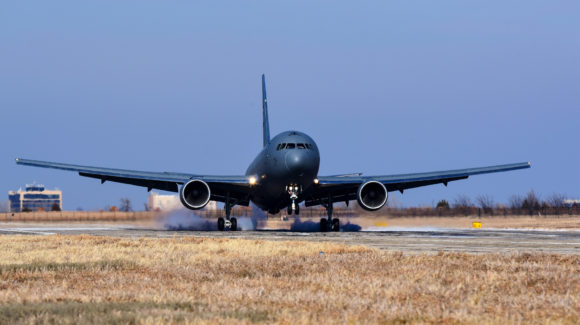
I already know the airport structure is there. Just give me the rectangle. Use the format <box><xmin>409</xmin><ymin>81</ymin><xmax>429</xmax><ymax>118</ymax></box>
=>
<box><xmin>8</xmin><ymin>184</ymin><xmax>62</xmax><ymax>212</ymax></box>
<box><xmin>148</xmin><ymin>192</ymin><xmax>217</xmax><ymax>212</ymax></box>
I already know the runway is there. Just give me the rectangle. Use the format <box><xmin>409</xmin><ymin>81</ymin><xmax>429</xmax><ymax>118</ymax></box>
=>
<box><xmin>0</xmin><ymin>222</ymin><xmax>578</xmax><ymax>254</ymax></box>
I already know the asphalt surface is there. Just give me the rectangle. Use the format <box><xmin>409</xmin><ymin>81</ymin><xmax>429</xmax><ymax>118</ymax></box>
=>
<box><xmin>0</xmin><ymin>222</ymin><xmax>579</xmax><ymax>254</ymax></box>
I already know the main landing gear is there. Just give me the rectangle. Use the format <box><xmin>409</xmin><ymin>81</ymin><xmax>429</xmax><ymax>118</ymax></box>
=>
<box><xmin>218</xmin><ymin>194</ymin><xmax>237</xmax><ymax>231</ymax></box>
<box><xmin>320</xmin><ymin>194</ymin><xmax>339</xmax><ymax>232</ymax></box>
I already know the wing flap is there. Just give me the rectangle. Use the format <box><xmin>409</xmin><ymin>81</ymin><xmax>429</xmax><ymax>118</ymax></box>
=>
<box><xmin>79</xmin><ymin>172</ymin><xmax>179</xmax><ymax>192</ymax></box>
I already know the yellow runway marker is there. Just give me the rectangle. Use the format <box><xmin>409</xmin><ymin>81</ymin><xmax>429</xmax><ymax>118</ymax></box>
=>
<box><xmin>375</xmin><ymin>221</ymin><xmax>388</xmax><ymax>227</ymax></box>
<box><xmin>472</xmin><ymin>222</ymin><xmax>482</xmax><ymax>228</ymax></box>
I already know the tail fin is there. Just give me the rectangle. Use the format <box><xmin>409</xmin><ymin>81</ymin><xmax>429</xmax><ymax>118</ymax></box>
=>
<box><xmin>262</xmin><ymin>74</ymin><xmax>271</xmax><ymax>148</ymax></box>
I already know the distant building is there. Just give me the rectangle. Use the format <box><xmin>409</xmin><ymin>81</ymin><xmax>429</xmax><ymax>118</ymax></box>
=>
<box><xmin>8</xmin><ymin>184</ymin><xmax>62</xmax><ymax>212</ymax></box>
<box><xmin>148</xmin><ymin>192</ymin><xmax>217</xmax><ymax>212</ymax></box>
<box><xmin>564</xmin><ymin>199</ymin><xmax>580</xmax><ymax>206</ymax></box>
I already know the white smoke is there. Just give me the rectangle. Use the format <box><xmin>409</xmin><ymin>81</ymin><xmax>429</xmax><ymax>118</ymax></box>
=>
<box><xmin>157</xmin><ymin>206</ymin><xmax>362</xmax><ymax>232</ymax></box>
<box><xmin>159</xmin><ymin>209</ymin><xmax>216</xmax><ymax>231</ymax></box>
<box><xmin>158</xmin><ymin>204</ymin><xmax>269</xmax><ymax>231</ymax></box>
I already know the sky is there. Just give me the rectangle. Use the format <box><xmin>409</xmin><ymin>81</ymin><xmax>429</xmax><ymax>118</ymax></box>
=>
<box><xmin>1</xmin><ymin>1</ymin><xmax>578</xmax><ymax>211</ymax></box>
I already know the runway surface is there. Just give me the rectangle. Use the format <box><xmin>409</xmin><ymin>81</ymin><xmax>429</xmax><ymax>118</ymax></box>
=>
<box><xmin>1</xmin><ymin>222</ymin><xmax>578</xmax><ymax>254</ymax></box>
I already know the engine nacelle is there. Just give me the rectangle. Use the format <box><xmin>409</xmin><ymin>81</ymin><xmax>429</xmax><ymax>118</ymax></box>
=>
<box><xmin>357</xmin><ymin>181</ymin><xmax>388</xmax><ymax>211</ymax></box>
<box><xmin>180</xmin><ymin>180</ymin><xmax>211</xmax><ymax>210</ymax></box>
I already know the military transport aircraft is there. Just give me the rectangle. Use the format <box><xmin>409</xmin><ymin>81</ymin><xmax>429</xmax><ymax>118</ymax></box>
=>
<box><xmin>16</xmin><ymin>75</ymin><xmax>530</xmax><ymax>231</ymax></box>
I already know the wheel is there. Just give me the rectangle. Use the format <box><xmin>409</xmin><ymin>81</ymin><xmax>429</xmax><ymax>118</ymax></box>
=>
<box><xmin>295</xmin><ymin>204</ymin><xmax>300</xmax><ymax>215</ymax></box>
<box><xmin>287</xmin><ymin>205</ymin><xmax>293</xmax><ymax>215</ymax></box>
<box><xmin>332</xmin><ymin>218</ymin><xmax>340</xmax><ymax>232</ymax></box>
<box><xmin>230</xmin><ymin>217</ymin><xmax>237</xmax><ymax>231</ymax></box>
<box><xmin>320</xmin><ymin>218</ymin><xmax>328</xmax><ymax>232</ymax></box>
<box><xmin>217</xmin><ymin>217</ymin><xmax>225</xmax><ymax>231</ymax></box>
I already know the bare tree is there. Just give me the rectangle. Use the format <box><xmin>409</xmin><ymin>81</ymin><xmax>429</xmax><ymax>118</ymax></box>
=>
<box><xmin>545</xmin><ymin>193</ymin><xmax>567</xmax><ymax>215</ymax></box>
<box><xmin>522</xmin><ymin>190</ymin><xmax>541</xmax><ymax>215</ymax></box>
<box><xmin>476</xmin><ymin>194</ymin><xmax>495</xmax><ymax>215</ymax></box>
<box><xmin>453</xmin><ymin>195</ymin><xmax>473</xmax><ymax>216</ymax></box>
<box><xmin>546</xmin><ymin>193</ymin><xmax>566</xmax><ymax>208</ymax></box>
<box><xmin>119</xmin><ymin>198</ymin><xmax>132</xmax><ymax>212</ymax></box>
<box><xmin>508</xmin><ymin>194</ymin><xmax>523</xmax><ymax>211</ymax></box>
<box><xmin>50</xmin><ymin>203</ymin><xmax>61</xmax><ymax>212</ymax></box>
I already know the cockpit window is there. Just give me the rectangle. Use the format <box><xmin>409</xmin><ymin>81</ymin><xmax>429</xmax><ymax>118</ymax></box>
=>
<box><xmin>277</xmin><ymin>143</ymin><xmax>314</xmax><ymax>150</ymax></box>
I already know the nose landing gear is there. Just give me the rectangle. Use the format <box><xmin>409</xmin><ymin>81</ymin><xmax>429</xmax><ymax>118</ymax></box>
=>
<box><xmin>286</xmin><ymin>184</ymin><xmax>302</xmax><ymax>215</ymax></box>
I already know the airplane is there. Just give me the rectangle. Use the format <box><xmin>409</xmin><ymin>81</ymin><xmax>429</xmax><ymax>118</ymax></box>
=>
<box><xmin>16</xmin><ymin>74</ymin><xmax>531</xmax><ymax>231</ymax></box>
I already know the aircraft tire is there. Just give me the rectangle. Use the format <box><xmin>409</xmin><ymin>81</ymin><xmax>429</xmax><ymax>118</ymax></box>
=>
<box><xmin>287</xmin><ymin>205</ymin><xmax>293</xmax><ymax>215</ymax></box>
<box><xmin>320</xmin><ymin>218</ymin><xmax>328</xmax><ymax>232</ymax></box>
<box><xmin>295</xmin><ymin>204</ymin><xmax>300</xmax><ymax>215</ymax></box>
<box><xmin>231</xmin><ymin>217</ymin><xmax>238</xmax><ymax>231</ymax></box>
<box><xmin>218</xmin><ymin>217</ymin><xmax>225</xmax><ymax>231</ymax></box>
<box><xmin>332</xmin><ymin>218</ymin><xmax>340</xmax><ymax>232</ymax></box>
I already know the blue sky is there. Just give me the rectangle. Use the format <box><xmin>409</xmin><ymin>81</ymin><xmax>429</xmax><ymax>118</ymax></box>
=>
<box><xmin>1</xmin><ymin>1</ymin><xmax>578</xmax><ymax>210</ymax></box>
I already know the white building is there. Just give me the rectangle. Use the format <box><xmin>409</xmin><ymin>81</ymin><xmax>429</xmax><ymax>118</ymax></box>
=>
<box><xmin>564</xmin><ymin>199</ymin><xmax>580</xmax><ymax>206</ymax></box>
<box><xmin>148</xmin><ymin>192</ymin><xmax>217</xmax><ymax>211</ymax></box>
<box><xmin>9</xmin><ymin>184</ymin><xmax>62</xmax><ymax>212</ymax></box>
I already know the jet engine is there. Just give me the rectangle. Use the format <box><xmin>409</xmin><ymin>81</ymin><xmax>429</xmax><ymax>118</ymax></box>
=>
<box><xmin>357</xmin><ymin>181</ymin><xmax>388</xmax><ymax>211</ymax></box>
<box><xmin>180</xmin><ymin>180</ymin><xmax>211</xmax><ymax>210</ymax></box>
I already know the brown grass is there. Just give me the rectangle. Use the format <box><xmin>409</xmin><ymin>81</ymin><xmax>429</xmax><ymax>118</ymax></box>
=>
<box><xmin>0</xmin><ymin>235</ymin><xmax>578</xmax><ymax>324</ymax></box>
<box><xmin>342</xmin><ymin>215</ymin><xmax>580</xmax><ymax>230</ymax></box>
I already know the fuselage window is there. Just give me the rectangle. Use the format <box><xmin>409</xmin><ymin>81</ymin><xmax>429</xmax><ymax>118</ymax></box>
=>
<box><xmin>286</xmin><ymin>143</ymin><xmax>296</xmax><ymax>149</ymax></box>
<box><xmin>297</xmin><ymin>143</ymin><xmax>306</xmax><ymax>149</ymax></box>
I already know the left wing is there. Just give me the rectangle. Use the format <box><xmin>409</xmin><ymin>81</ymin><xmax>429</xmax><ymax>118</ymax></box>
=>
<box><xmin>304</xmin><ymin>162</ymin><xmax>531</xmax><ymax>207</ymax></box>
<box><xmin>15</xmin><ymin>158</ymin><xmax>253</xmax><ymax>205</ymax></box>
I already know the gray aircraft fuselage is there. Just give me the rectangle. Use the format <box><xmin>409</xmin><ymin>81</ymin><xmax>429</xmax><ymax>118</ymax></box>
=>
<box><xmin>246</xmin><ymin>131</ymin><xmax>320</xmax><ymax>213</ymax></box>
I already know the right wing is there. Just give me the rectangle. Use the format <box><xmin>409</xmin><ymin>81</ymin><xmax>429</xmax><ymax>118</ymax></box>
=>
<box><xmin>15</xmin><ymin>158</ymin><xmax>253</xmax><ymax>206</ymax></box>
<box><xmin>304</xmin><ymin>162</ymin><xmax>531</xmax><ymax>207</ymax></box>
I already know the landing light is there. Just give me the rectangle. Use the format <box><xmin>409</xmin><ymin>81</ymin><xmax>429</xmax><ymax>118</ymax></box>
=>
<box><xmin>249</xmin><ymin>177</ymin><xmax>257</xmax><ymax>185</ymax></box>
<box><xmin>314</xmin><ymin>178</ymin><xmax>319</xmax><ymax>185</ymax></box>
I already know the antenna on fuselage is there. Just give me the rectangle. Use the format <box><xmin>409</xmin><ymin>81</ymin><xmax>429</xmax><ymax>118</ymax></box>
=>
<box><xmin>262</xmin><ymin>74</ymin><xmax>271</xmax><ymax>148</ymax></box>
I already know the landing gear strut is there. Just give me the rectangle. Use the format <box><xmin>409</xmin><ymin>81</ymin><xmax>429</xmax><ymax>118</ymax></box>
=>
<box><xmin>218</xmin><ymin>193</ymin><xmax>237</xmax><ymax>231</ymax></box>
<box><xmin>321</xmin><ymin>193</ymin><xmax>340</xmax><ymax>232</ymax></box>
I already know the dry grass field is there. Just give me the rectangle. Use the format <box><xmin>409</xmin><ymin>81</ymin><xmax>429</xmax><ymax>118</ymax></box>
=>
<box><xmin>0</xmin><ymin>236</ymin><xmax>578</xmax><ymax>324</ymax></box>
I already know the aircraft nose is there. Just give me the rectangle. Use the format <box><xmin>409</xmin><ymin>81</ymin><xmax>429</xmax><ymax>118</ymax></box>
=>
<box><xmin>285</xmin><ymin>150</ymin><xmax>309</xmax><ymax>175</ymax></box>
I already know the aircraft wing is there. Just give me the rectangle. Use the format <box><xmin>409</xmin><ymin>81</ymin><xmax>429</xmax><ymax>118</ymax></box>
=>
<box><xmin>304</xmin><ymin>162</ymin><xmax>531</xmax><ymax>207</ymax></box>
<box><xmin>15</xmin><ymin>158</ymin><xmax>253</xmax><ymax>205</ymax></box>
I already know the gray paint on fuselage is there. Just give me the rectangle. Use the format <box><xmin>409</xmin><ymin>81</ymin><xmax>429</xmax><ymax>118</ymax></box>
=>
<box><xmin>246</xmin><ymin>130</ymin><xmax>320</xmax><ymax>213</ymax></box>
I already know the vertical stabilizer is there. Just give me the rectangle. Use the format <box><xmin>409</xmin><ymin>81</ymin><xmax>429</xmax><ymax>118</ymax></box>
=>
<box><xmin>262</xmin><ymin>74</ymin><xmax>271</xmax><ymax>148</ymax></box>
